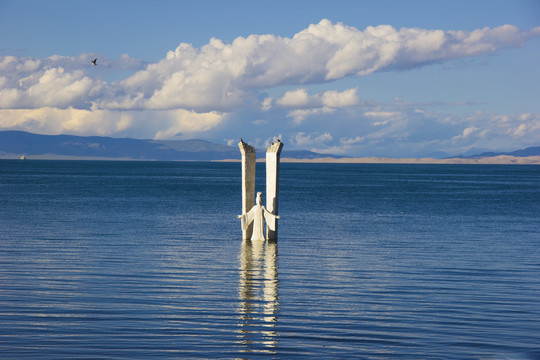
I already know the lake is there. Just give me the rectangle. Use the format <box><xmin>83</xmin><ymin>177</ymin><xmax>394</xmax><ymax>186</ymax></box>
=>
<box><xmin>1</xmin><ymin>160</ymin><xmax>539</xmax><ymax>359</ymax></box>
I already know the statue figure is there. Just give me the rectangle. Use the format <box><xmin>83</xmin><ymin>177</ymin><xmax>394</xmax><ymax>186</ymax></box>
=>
<box><xmin>237</xmin><ymin>192</ymin><xmax>280</xmax><ymax>241</ymax></box>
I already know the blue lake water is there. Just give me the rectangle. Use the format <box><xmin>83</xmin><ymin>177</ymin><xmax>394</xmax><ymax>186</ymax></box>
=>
<box><xmin>1</xmin><ymin>160</ymin><xmax>539</xmax><ymax>359</ymax></box>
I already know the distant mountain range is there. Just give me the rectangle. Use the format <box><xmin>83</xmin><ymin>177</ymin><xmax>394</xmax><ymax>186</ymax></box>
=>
<box><xmin>456</xmin><ymin>146</ymin><xmax>540</xmax><ymax>159</ymax></box>
<box><xmin>0</xmin><ymin>131</ymin><xmax>342</xmax><ymax>161</ymax></box>
<box><xmin>1</xmin><ymin>131</ymin><xmax>538</xmax><ymax>162</ymax></box>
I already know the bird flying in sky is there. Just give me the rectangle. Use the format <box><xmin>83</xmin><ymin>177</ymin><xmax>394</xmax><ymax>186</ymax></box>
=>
<box><xmin>91</xmin><ymin>58</ymin><xmax>97</xmax><ymax>66</ymax></box>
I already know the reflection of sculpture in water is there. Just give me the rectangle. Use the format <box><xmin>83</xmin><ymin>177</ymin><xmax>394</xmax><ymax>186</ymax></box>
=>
<box><xmin>237</xmin><ymin>192</ymin><xmax>280</xmax><ymax>241</ymax></box>
<box><xmin>237</xmin><ymin>239</ymin><xmax>279</xmax><ymax>353</ymax></box>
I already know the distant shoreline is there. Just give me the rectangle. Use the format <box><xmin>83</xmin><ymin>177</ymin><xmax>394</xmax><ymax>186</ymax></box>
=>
<box><xmin>218</xmin><ymin>155</ymin><xmax>540</xmax><ymax>165</ymax></box>
<box><xmin>2</xmin><ymin>131</ymin><xmax>538</xmax><ymax>164</ymax></box>
<box><xmin>3</xmin><ymin>155</ymin><xmax>539</xmax><ymax>165</ymax></box>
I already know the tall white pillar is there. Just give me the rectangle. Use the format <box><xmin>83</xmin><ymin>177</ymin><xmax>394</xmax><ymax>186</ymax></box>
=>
<box><xmin>238</xmin><ymin>139</ymin><xmax>256</xmax><ymax>240</ymax></box>
<box><xmin>266</xmin><ymin>140</ymin><xmax>283</xmax><ymax>241</ymax></box>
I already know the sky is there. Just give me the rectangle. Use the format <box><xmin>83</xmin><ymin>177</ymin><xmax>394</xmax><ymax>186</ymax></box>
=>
<box><xmin>0</xmin><ymin>0</ymin><xmax>539</xmax><ymax>157</ymax></box>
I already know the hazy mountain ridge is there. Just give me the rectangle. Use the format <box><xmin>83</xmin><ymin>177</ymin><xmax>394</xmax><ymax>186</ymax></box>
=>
<box><xmin>456</xmin><ymin>146</ymin><xmax>540</xmax><ymax>158</ymax></box>
<box><xmin>1</xmin><ymin>131</ymin><xmax>538</xmax><ymax>162</ymax></box>
<box><xmin>0</xmin><ymin>131</ymin><xmax>340</xmax><ymax>161</ymax></box>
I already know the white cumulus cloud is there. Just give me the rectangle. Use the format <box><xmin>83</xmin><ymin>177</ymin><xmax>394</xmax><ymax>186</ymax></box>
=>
<box><xmin>0</xmin><ymin>20</ymin><xmax>539</xmax><ymax>142</ymax></box>
<box><xmin>0</xmin><ymin>67</ymin><xmax>101</xmax><ymax>109</ymax></box>
<box><xmin>275</xmin><ymin>87</ymin><xmax>360</xmax><ymax>109</ymax></box>
<box><xmin>0</xmin><ymin>107</ymin><xmax>225</xmax><ymax>140</ymax></box>
<box><xmin>321</xmin><ymin>88</ymin><xmax>360</xmax><ymax>107</ymax></box>
<box><xmin>292</xmin><ymin>132</ymin><xmax>333</xmax><ymax>147</ymax></box>
<box><xmin>96</xmin><ymin>20</ymin><xmax>538</xmax><ymax>113</ymax></box>
<box><xmin>287</xmin><ymin>107</ymin><xmax>335</xmax><ymax>125</ymax></box>
<box><xmin>275</xmin><ymin>88</ymin><xmax>310</xmax><ymax>107</ymax></box>
<box><xmin>273</xmin><ymin>87</ymin><xmax>360</xmax><ymax>123</ymax></box>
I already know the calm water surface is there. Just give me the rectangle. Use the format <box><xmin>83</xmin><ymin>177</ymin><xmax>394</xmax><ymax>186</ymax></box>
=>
<box><xmin>1</xmin><ymin>160</ymin><xmax>539</xmax><ymax>359</ymax></box>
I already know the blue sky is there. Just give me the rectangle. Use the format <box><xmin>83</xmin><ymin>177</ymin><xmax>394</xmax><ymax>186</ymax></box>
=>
<box><xmin>1</xmin><ymin>0</ymin><xmax>539</xmax><ymax>157</ymax></box>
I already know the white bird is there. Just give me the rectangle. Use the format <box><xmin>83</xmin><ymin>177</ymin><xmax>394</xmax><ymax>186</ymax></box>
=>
<box><xmin>91</xmin><ymin>58</ymin><xmax>97</xmax><ymax>66</ymax></box>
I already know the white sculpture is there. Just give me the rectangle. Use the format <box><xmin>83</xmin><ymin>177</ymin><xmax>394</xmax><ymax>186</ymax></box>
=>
<box><xmin>238</xmin><ymin>139</ymin><xmax>256</xmax><ymax>240</ymax></box>
<box><xmin>265</xmin><ymin>140</ymin><xmax>283</xmax><ymax>240</ymax></box>
<box><xmin>237</xmin><ymin>192</ymin><xmax>280</xmax><ymax>241</ymax></box>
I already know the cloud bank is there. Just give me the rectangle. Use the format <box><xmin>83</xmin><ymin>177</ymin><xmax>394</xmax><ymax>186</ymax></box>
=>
<box><xmin>1</xmin><ymin>19</ymin><xmax>539</xmax><ymax>156</ymax></box>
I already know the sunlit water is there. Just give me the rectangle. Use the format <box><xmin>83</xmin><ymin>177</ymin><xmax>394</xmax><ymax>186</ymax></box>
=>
<box><xmin>1</xmin><ymin>160</ymin><xmax>539</xmax><ymax>359</ymax></box>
